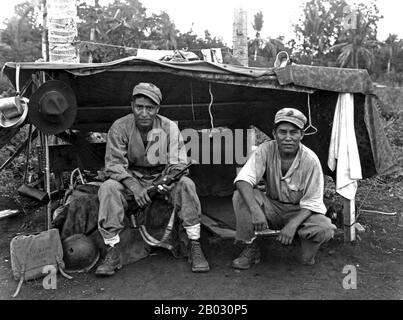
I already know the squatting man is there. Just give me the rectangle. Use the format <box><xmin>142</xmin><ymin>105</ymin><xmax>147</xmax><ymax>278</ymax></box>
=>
<box><xmin>96</xmin><ymin>82</ymin><xmax>209</xmax><ymax>276</ymax></box>
<box><xmin>232</xmin><ymin>108</ymin><xmax>337</xmax><ymax>269</ymax></box>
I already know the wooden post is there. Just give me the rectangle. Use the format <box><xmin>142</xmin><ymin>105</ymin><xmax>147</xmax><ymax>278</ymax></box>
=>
<box><xmin>342</xmin><ymin>197</ymin><xmax>356</xmax><ymax>242</ymax></box>
<box><xmin>88</xmin><ymin>27</ymin><xmax>96</xmax><ymax>63</ymax></box>
<box><xmin>44</xmin><ymin>133</ymin><xmax>52</xmax><ymax>230</ymax></box>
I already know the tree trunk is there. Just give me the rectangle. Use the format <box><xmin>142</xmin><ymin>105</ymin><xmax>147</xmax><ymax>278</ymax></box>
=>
<box><xmin>47</xmin><ymin>0</ymin><xmax>78</xmax><ymax>62</ymax></box>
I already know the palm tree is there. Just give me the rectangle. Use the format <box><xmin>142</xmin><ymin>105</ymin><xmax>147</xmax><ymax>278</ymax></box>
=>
<box><xmin>330</xmin><ymin>11</ymin><xmax>381</xmax><ymax>69</ymax></box>
<box><xmin>158</xmin><ymin>12</ymin><xmax>177</xmax><ymax>50</ymax></box>
<box><xmin>294</xmin><ymin>0</ymin><xmax>345</xmax><ymax>65</ymax></box>
<box><xmin>250</xmin><ymin>11</ymin><xmax>263</xmax><ymax>61</ymax></box>
<box><xmin>301</xmin><ymin>4</ymin><xmax>330</xmax><ymax>56</ymax></box>
<box><xmin>381</xmin><ymin>34</ymin><xmax>401</xmax><ymax>74</ymax></box>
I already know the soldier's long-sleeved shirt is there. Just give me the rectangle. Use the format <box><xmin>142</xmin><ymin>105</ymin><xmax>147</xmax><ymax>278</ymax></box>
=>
<box><xmin>234</xmin><ymin>140</ymin><xmax>327</xmax><ymax>214</ymax></box>
<box><xmin>104</xmin><ymin>114</ymin><xmax>188</xmax><ymax>184</ymax></box>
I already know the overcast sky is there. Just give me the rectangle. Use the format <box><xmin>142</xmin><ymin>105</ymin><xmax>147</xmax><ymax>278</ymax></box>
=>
<box><xmin>1</xmin><ymin>0</ymin><xmax>402</xmax><ymax>46</ymax></box>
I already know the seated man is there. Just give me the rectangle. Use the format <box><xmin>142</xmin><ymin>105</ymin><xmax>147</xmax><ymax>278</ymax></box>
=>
<box><xmin>232</xmin><ymin>108</ymin><xmax>336</xmax><ymax>269</ymax></box>
<box><xmin>96</xmin><ymin>82</ymin><xmax>209</xmax><ymax>276</ymax></box>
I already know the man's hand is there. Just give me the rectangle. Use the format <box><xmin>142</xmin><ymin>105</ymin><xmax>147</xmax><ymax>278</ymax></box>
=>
<box><xmin>251</xmin><ymin>208</ymin><xmax>268</xmax><ymax>232</ymax></box>
<box><xmin>156</xmin><ymin>183</ymin><xmax>175</xmax><ymax>195</ymax></box>
<box><xmin>276</xmin><ymin>209</ymin><xmax>311</xmax><ymax>245</ymax></box>
<box><xmin>133</xmin><ymin>187</ymin><xmax>151</xmax><ymax>208</ymax></box>
<box><xmin>276</xmin><ymin>221</ymin><xmax>298</xmax><ymax>246</ymax></box>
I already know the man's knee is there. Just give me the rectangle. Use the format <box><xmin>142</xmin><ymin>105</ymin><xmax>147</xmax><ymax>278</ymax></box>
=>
<box><xmin>298</xmin><ymin>215</ymin><xmax>336</xmax><ymax>243</ymax></box>
<box><xmin>99</xmin><ymin>179</ymin><xmax>124</xmax><ymax>197</ymax></box>
<box><xmin>176</xmin><ymin>176</ymin><xmax>196</xmax><ymax>192</ymax></box>
<box><xmin>303</xmin><ymin>228</ymin><xmax>334</xmax><ymax>243</ymax></box>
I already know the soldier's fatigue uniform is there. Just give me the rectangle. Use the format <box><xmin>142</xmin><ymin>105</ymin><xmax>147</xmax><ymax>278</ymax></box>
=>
<box><xmin>233</xmin><ymin>140</ymin><xmax>336</xmax><ymax>257</ymax></box>
<box><xmin>98</xmin><ymin>114</ymin><xmax>200</xmax><ymax>243</ymax></box>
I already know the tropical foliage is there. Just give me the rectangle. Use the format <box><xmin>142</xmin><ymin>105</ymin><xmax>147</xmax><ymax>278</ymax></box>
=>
<box><xmin>292</xmin><ymin>0</ymin><xmax>403</xmax><ymax>85</ymax></box>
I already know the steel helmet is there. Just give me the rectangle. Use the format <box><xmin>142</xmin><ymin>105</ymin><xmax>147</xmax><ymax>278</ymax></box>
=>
<box><xmin>62</xmin><ymin>234</ymin><xmax>100</xmax><ymax>273</ymax></box>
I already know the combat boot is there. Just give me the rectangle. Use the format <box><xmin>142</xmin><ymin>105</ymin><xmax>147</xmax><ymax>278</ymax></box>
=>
<box><xmin>189</xmin><ymin>240</ymin><xmax>210</xmax><ymax>273</ymax></box>
<box><xmin>95</xmin><ymin>245</ymin><xmax>122</xmax><ymax>276</ymax></box>
<box><xmin>232</xmin><ymin>241</ymin><xmax>261</xmax><ymax>270</ymax></box>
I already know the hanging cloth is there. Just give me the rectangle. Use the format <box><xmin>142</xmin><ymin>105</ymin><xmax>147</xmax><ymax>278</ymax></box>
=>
<box><xmin>201</xmin><ymin>49</ymin><xmax>213</xmax><ymax>62</ymax></box>
<box><xmin>328</xmin><ymin>93</ymin><xmax>362</xmax><ymax>200</ymax></box>
<box><xmin>211</xmin><ymin>48</ymin><xmax>223</xmax><ymax>63</ymax></box>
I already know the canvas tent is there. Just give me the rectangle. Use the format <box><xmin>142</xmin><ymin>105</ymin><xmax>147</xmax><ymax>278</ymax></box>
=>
<box><xmin>1</xmin><ymin>57</ymin><xmax>399</xmax><ymax>241</ymax></box>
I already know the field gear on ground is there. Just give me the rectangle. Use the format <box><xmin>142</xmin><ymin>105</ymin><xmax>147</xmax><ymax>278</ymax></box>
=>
<box><xmin>10</xmin><ymin>228</ymin><xmax>71</xmax><ymax>297</ymax></box>
<box><xmin>51</xmin><ymin>180</ymin><xmax>189</xmax><ymax>271</ymax></box>
<box><xmin>62</xmin><ymin>234</ymin><xmax>100</xmax><ymax>273</ymax></box>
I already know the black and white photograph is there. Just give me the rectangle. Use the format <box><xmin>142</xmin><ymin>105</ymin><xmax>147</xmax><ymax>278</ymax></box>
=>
<box><xmin>0</xmin><ymin>0</ymin><xmax>402</xmax><ymax>305</ymax></box>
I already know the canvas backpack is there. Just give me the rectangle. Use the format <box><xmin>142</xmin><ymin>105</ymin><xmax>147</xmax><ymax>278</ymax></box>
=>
<box><xmin>10</xmin><ymin>228</ymin><xmax>71</xmax><ymax>297</ymax></box>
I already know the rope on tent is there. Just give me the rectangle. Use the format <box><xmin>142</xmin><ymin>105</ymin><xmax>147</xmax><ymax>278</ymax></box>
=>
<box><xmin>208</xmin><ymin>83</ymin><xmax>215</xmax><ymax>137</ymax></box>
<box><xmin>304</xmin><ymin>93</ymin><xmax>318</xmax><ymax>136</ymax></box>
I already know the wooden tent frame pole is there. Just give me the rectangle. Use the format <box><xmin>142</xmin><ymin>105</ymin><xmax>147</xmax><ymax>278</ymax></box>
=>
<box><xmin>343</xmin><ymin>198</ymin><xmax>356</xmax><ymax>242</ymax></box>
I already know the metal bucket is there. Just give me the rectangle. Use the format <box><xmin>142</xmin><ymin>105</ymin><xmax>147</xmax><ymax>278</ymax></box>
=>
<box><xmin>0</xmin><ymin>96</ymin><xmax>29</xmax><ymax>128</ymax></box>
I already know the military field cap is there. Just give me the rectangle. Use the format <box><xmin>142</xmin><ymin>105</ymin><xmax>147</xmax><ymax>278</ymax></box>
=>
<box><xmin>132</xmin><ymin>82</ymin><xmax>162</xmax><ymax>105</ymax></box>
<box><xmin>274</xmin><ymin>108</ymin><xmax>307</xmax><ymax>129</ymax></box>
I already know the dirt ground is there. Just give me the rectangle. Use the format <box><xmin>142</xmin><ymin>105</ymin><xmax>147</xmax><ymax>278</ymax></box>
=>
<box><xmin>0</xmin><ymin>175</ymin><xmax>402</xmax><ymax>301</ymax></box>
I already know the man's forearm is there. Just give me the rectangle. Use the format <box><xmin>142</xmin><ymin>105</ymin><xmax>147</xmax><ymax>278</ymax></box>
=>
<box><xmin>288</xmin><ymin>208</ymin><xmax>312</xmax><ymax>229</ymax></box>
<box><xmin>122</xmin><ymin>177</ymin><xmax>143</xmax><ymax>194</ymax></box>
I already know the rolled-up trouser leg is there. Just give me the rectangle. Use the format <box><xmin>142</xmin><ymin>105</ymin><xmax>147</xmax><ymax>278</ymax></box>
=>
<box><xmin>169</xmin><ymin>176</ymin><xmax>201</xmax><ymax>231</ymax></box>
<box><xmin>98</xmin><ymin>179</ymin><xmax>132</xmax><ymax>245</ymax></box>
<box><xmin>297</xmin><ymin>214</ymin><xmax>336</xmax><ymax>262</ymax></box>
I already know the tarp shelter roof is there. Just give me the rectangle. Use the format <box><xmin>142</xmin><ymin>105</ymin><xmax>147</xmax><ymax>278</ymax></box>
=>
<box><xmin>1</xmin><ymin>57</ymin><xmax>398</xmax><ymax>179</ymax></box>
<box><xmin>2</xmin><ymin>56</ymin><xmax>375</xmax><ymax>95</ymax></box>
